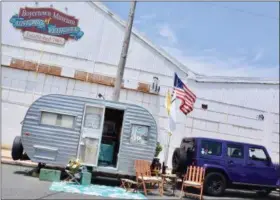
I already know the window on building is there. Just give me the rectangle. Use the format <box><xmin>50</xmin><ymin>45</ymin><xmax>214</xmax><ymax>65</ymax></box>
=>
<box><xmin>130</xmin><ymin>124</ymin><xmax>149</xmax><ymax>145</ymax></box>
<box><xmin>41</xmin><ymin>111</ymin><xmax>75</xmax><ymax>129</ymax></box>
<box><xmin>249</xmin><ymin>147</ymin><xmax>268</xmax><ymax>161</ymax></box>
<box><xmin>227</xmin><ymin>144</ymin><xmax>244</xmax><ymax>158</ymax></box>
<box><xmin>202</xmin><ymin>104</ymin><xmax>208</xmax><ymax>110</ymax></box>
<box><xmin>200</xmin><ymin>140</ymin><xmax>222</xmax><ymax>156</ymax></box>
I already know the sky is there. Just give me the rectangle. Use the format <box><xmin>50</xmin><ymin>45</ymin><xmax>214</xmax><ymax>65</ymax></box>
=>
<box><xmin>103</xmin><ymin>1</ymin><xmax>279</xmax><ymax>79</ymax></box>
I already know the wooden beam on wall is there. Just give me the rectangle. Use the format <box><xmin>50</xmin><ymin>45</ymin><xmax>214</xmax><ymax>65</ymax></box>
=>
<box><xmin>7</xmin><ymin>58</ymin><xmax>158</xmax><ymax>95</ymax></box>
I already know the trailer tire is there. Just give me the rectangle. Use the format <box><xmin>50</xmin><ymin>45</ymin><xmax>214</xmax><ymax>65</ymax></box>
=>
<box><xmin>11</xmin><ymin>136</ymin><xmax>23</xmax><ymax>160</ymax></box>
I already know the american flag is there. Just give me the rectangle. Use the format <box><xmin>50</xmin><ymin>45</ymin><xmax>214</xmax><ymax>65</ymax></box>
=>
<box><xmin>172</xmin><ymin>73</ymin><xmax>196</xmax><ymax>115</ymax></box>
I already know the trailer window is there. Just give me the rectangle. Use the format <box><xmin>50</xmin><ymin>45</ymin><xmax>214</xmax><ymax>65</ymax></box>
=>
<box><xmin>41</xmin><ymin>112</ymin><xmax>75</xmax><ymax>129</ymax></box>
<box><xmin>130</xmin><ymin>124</ymin><xmax>149</xmax><ymax>145</ymax></box>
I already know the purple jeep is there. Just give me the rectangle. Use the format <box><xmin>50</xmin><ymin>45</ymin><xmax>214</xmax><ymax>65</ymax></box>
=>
<box><xmin>172</xmin><ymin>137</ymin><xmax>280</xmax><ymax>197</ymax></box>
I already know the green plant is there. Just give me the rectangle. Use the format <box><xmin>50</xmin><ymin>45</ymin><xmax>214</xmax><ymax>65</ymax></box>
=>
<box><xmin>154</xmin><ymin>142</ymin><xmax>163</xmax><ymax>157</ymax></box>
<box><xmin>67</xmin><ymin>158</ymin><xmax>81</xmax><ymax>174</ymax></box>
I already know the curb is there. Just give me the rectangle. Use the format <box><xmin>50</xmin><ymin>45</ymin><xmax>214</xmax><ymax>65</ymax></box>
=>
<box><xmin>1</xmin><ymin>158</ymin><xmax>64</xmax><ymax>170</ymax></box>
<box><xmin>1</xmin><ymin>158</ymin><xmax>37</xmax><ymax>167</ymax></box>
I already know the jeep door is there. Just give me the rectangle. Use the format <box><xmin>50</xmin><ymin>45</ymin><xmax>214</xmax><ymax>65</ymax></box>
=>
<box><xmin>225</xmin><ymin>143</ymin><xmax>247</xmax><ymax>183</ymax></box>
<box><xmin>245</xmin><ymin>145</ymin><xmax>278</xmax><ymax>186</ymax></box>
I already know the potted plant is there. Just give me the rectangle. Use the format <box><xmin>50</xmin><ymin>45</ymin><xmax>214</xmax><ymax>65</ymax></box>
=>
<box><xmin>151</xmin><ymin>142</ymin><xmax>163</xmax><ymax>174</ymax></box>
<box><xmin>155</xmin><ymin>142</ymin><xmax>163</xmax><ymax>158</ymax></box>
<box><xmin>67</xmin><ymin>158</ymin><xmax>82</xmax><ymax>179</ymax></box>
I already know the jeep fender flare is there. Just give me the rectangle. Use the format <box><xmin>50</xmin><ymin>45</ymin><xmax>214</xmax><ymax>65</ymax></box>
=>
<box><xmin>276</xmin><ymin>178</ymin><xmax>280</xmax><ymax>188</ymax></box>
<box><xmin>203</xmin><ymin>164</ymin><xmax>232</xmax><ymax>183</ymax></box>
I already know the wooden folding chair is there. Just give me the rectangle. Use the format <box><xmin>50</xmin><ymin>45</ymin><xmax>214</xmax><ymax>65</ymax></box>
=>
<box><xmin>134</xmin><ymin>160</ymin><xmax>164</xmax><ymax>196</ymax></box>
<box><xmin>64</xmin><ymin>169</ymin><xmax>80</xmax><ymax>185</ymax></box>
<box><xmin>180</xmin><ymin>166</ymin><xmax>205</xmax><ymax>200</ymax></box>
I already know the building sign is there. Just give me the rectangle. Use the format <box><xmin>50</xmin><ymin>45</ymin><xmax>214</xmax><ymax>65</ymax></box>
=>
<box><xmin>23</xmin><ymin>31</ymin><xmax>66</xmax><ymax>45</ymax></box>
<box><xmin>9</xmin><ymin>7</ymin><xmax>84</xmax><ymax>45</ymax></box>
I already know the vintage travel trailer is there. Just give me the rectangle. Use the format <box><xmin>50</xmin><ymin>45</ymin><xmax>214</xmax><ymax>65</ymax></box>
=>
<box><xmin>11</xmin><ymin>94</ymin><xmax>158</xmax><ymax>176</ymax></box>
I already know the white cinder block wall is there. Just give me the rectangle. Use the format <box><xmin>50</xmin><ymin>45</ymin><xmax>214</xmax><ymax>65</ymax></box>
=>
<box><xmin>1</xmin><ymin>1</ymin><xmax>279</xmax><ymax>166</ymax></box>
<box><xmin>2</xmin><ymin>66</ymin><xmax>279</xmax><ymax>165</ymax></box>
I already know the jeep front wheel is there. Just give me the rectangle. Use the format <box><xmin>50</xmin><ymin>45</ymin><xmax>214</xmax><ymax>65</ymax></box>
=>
<box><xmin>204</xmin><ymin>172</ymin><xmax>226</xmax><ymax>196</ymax></box>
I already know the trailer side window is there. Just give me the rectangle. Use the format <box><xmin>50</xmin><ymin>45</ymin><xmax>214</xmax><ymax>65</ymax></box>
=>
<box><xmin>41</xmin><ymin>111</ymin><xmax>75</xmax><ymax>129</ymax></box>
<box><xmin>130</xmin><ymin>124</ymin><xmax>149</xmax><ymax>145</ymax></box>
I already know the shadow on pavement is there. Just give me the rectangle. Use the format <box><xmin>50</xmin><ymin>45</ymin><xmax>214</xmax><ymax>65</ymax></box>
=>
<box><xmin>219</xmin><ymin>190</ymin><xmax>279</xmax><ymax>200</ymax></box>
<box><xmin>181</xmin><ymin>188</ymin><xmax>279</xmax><ymax>200</ymax></box>
<box><xmin>92</xmin><ymin>177</ymin><xmax>120</xmax><ymax>186</ymax></box>
<box><xmin>14</xmin><ymin>168</ymin><xmax>39</xmax><ymax>177</ymax></box>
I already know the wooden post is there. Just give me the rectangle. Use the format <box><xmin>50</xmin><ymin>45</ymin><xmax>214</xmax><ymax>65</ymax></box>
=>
<box><xmin>112</xmin><ymin>1</ymin><xmax>137</xmax><ymax>101</ymax></box>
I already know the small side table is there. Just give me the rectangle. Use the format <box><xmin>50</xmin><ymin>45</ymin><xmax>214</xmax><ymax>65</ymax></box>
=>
<box><xmin>120</xmin><ymin>178</ymin><xmax>138</xmax><ymax>192</ymax></box>
<box><xmin>161</xmin><ymin>174</ymin><xmax>178</xmax><ymax>196</ymax></box>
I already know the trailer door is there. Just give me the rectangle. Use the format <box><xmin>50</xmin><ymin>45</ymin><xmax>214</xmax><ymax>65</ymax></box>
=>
<box><xmin>77</xmin><ymin>104</ymin><xmax>105</xmax><ymax>167</ymax></box>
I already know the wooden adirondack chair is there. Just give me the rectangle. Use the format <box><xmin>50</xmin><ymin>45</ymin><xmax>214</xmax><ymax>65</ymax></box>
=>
<box><xmin>134</xmin><ymin>159</ymin><xmax>164</xmax><ymax>196</ymax></box>
<box><xmin>180</xmin><ymin>166</ymin><xmax>205</xmax><ymax>200</ymax></box>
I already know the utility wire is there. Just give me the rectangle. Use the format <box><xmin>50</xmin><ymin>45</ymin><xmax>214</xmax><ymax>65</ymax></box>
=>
<box><xmin>209</xmin><ymin>2</ymin><xmax>279</xmax><ymax>21</ymax></box>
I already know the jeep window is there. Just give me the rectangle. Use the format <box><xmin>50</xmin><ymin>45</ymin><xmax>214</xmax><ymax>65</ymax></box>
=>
<box><xmin>249</xmin><ymin>147</ymin><xmax>267</xmax><ymax>161</ymax></box>
<box><xmin>227</xmin><ymin>144</ymin><xmax>244</xmax><ymax>158</ymax></box>
<box><xmin>200</xmin><ymin>140</ymin><xmax>222</xmax><ymax>156</ymax></box>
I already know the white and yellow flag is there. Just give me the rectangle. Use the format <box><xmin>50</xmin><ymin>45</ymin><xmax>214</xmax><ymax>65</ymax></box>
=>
<box><xmin>165</xmin><ymin>90</ymin><xmax>176</xmax><ymax>133</ymax></box>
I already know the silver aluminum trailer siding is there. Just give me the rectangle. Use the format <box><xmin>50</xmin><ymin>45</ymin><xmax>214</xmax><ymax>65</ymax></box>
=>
<box><xmin>19</xmin><ymin>94</ymin><xmax>158</xmax><ymax>176</ymax></box>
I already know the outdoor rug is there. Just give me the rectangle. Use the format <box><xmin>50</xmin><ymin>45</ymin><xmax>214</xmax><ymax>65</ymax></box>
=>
<box><xmin>50</xmin><ymin>182</ymin><xmax>147</xmax><ymax>199</ymax></box>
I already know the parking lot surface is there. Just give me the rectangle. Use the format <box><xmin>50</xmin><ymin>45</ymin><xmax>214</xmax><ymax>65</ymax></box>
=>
<box><xmin>1</xmin><ymin>164</ymin><xmax>279</xmax><ymax>199</ymax></box>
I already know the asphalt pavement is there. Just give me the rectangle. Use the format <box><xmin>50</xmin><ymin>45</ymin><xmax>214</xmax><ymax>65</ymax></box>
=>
<box><xmin>1</xmin><ymin>163</ymin><xmax>279</xmax><ymax>199</ymax></box>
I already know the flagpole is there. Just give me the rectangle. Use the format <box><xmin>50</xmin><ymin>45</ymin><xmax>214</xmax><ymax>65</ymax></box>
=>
<box><xmin>164</xmin><ymin>73</ymin><xmax>196</xmax><ymax>168</ymax></box>
<box><xmin>164</xmin><ymin>131</ymin><xmax>172</xmax><ymax>165</ymax></box>
<box><xmin>164</xmin><ymin>81</ymin><xmax>177</xmax><ymax>168</ymax></box>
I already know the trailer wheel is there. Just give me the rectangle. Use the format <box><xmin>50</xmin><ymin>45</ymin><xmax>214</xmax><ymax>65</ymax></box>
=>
<box><xmin>11</xmin><ymin>136</ymin><xmax>23</xmax><ymax>160</ymax></box>
<box><xmin>21</xmin><ymin>152</ymin><xmax>30</xmax><ymax>160</ymax></box>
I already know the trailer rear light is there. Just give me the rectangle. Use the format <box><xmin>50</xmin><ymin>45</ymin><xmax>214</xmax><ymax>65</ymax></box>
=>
<box><xmin>24</xmin><ymin>132</ymin><xmax>31</xmax><ymax>136</ymax></box>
